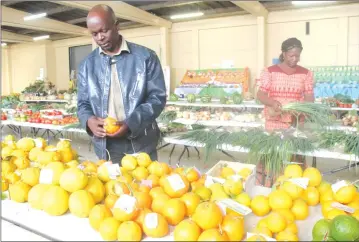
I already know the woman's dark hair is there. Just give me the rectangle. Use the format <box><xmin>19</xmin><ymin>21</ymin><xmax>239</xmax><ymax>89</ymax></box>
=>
<box><xmin>279</xmin><ymin>38</ymin><xmax>303</xmax><ymax>62</ymax></box>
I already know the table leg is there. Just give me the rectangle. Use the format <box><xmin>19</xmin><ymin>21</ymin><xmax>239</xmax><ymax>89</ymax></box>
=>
<box><xmin>312</xmin><ymin>156</ymin><xmax>317</xmax><ymax>168</ymax></box>
<box><xmin>220</xmin><ymin>149</ymin><xmax>239</xmax><ymax>162</ymax></box>
<box><xmin>157</xmin><ymin>143</ymin><xmax>171</xmax><ymax>151</ymax></box>
<box><xmin>322</xmin><ymin>161</ymin><xmax>359</xmax><ymax>176</ymax></box>
<box><xmin>194</xmin><ymin>147</ymin><xmax>200</xmax><ymax>159</ymax></box>
<box><xmin>168</xmin><ymin>144</ymin><xmax>176</xmax><ymax>165</ymax></box>
<box><xmin>177</xmin><ymin>146</ymin><xmax>188</xmax><ymax>165</ymax></box>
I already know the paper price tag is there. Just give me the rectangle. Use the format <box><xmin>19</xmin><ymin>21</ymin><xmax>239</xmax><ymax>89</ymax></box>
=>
<box><xmin>331</xmin><ymin>180</ymin><xmax>348</xmax><ymax>193</ymax></box>
<box><xmin>167</xmin><ymin>174</ymin><xmax>186</xmax><ymax>191</ymax></box>
<box><xmin>218</xmin><ymin>199</ymin><xmax>252</xmax><ymax>216</ymax></box>
<box><xmin>33</xmin><ymin>139</ymin><xmax>43</xmax><ymax>148</ymax></box>
<box><xmin>141</xmin><ymin>180</ymin><xmax>152</xmax><ymax>188</ymax></box>
<box><xmin>331</xmin><ymin>202</ymin><xmax>355</xmax><ymax>214</ymax></box>
<box><xmin>215</xmin><ymin>201</ymin><xmax>227</xmax><ymax>216</ymax></box>
<box><xmin>14</xmin><ymin>170</ymin><xmax>22</xmax><ymax>176</ymax></box>
<box><xmin>288</xmin><ymin>178</ymin><xmax>310</xmax><ymax>189</ymax></box>
<box><xmin>246</xmin><ymin>232</ymin><xmax>276</xmax><ymax>241</ymax></box>
<box><xmin>144</xmin><ymin>213</ymin><xmax>158</xmax><ymax>229</ymax></box>
<box><xmin>114</xmin><ymin>194</ymin><xmax>137</xmax><ymax>214</ymax></box>
<box><xmin>77</xmin><ymin>164</ymin><xmax>86</xmax><ymax>170</ymax></box>
<box><xmin>205</xmin><ymin>176</ymin><xmax>215</xmax><ymax>187</ymax></box>
<box><xmin>229</xmin><ymin>174</ymin><xmax>242</xmax><ymax>182</ymax></box>
<box><xmin>39</xmin><ymin>169</ymin><xmax>53</xmax><ymax>184</ymax></box>
<box><xmin>212</xmin><ymin>177</ymin><xmax>225</xmax><ymax>184</ymax></box>
<box><xmin>105</xmin><ymin>163</ymin><xmax>121</xmax><ymax>179</ymax></box>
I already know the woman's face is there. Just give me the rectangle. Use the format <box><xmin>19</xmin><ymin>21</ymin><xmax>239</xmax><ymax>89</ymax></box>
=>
<box><xmin>283</xmin><ymin>47</ymin><xmax>302</xmax><ymax>68</ymax></box>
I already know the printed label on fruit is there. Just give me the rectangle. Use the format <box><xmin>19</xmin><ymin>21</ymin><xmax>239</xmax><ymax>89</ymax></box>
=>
<box><xmin>212</xmin><ymin>177</ymin><xmax>225</xmax><ymax>184</ymax></box>
<box><xmin>331</xmin><ymin>180</ymin><xmax>348</xmax><ymax>193</ymax></box>
<box><xmin>114</xmin><ymin>194</ymin><xmax>137</xmax><ymax>214</ymax></box>
<box><xmin>246</xmin><ymin>232</ymin><xmax>276</xmax><ymax>241</ymax></box>
<box><xmin>288</xmin><ymin>178</ymin><xmax>310</xmax><ymax>189</ymax></box>
<box><xmin>229</xmin><ymin>174</ymin><xmax>242</xmax><ymax>182</ymax></box>
<box><xmin>144</xmin><ymin>213</ymin><xmax>158</xmax><ymax>229</ymax></box>
<box><xmin>77</xmin><ymin>164</ymin><xmax>85</xmax><ymax>170</ymax></box>
<box><xmin>105</xmin><ymin>163</ymin><xmax>121</xmax><ymax>179</ymax></box>
<box><xmin>39</xmin><ymin>169</ymin><xmax>53</xmax><ymax>184</ymax></box>
<box><xmin>331</xmin><ymin>202</ymin><xmax>355</xmax><ymax>214</ymax></box>
<box><xmin>218</xmin><ymin>199</ymin><xmax>252</xmax><ymax>216</ymax></box>
<box><xmin>33</xmin><ymin>139</ymin><xmax>43</xmax><ymax>148</ymax></box>
<box><xmin>141</xmin><ymin>180</ymin><xmax>152</xmax><ymax>188</ymax></box>
<box><xmin>167</xmin><ymin>174</ymin><xmax>186</xmax><ymax>191</ymax></box>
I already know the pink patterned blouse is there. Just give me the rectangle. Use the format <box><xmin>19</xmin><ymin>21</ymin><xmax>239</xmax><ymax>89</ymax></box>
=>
<box><xmin>259</xmin><ymin>65</ymin><xmax>314</xmax><ymax>131</ymax></box>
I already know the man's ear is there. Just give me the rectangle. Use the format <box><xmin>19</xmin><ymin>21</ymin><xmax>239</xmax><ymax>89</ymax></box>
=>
<box><xmin>115</xmin><ymin>19</ymin><xmax>120</xmax><ymax>31</ymax></box>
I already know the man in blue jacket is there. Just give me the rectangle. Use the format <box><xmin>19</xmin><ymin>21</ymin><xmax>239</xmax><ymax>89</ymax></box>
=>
<box><xmin>77</xmin><ymin>4</ymin><xmax>166</xmax><ymax>163</ymax></box>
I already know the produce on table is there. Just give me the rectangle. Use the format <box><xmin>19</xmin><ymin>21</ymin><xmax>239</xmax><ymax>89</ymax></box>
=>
<box><xmin>186</xmin><ymin>94</ymin><xmax>196</xmax><ymax>103</ymax></box>
<box><xmin>169</xmin><ymin>93</ymin><xmax>179</xmax><ymax>101</ymax></box>
<box><xmin>200</xmin><ymin>95</ymin><xmax>212</xmax><ymax>103</ymax></box>
<box><xmin>2</xmin><ymin>136</ymin><xmax>359</xmax><ymax>241</ymax></box>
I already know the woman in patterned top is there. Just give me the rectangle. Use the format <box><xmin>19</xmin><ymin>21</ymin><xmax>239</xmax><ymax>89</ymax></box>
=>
<box><xmin>257</xmin><ymin>37</ymin><xmax>315</xmax><ymax>131</ymax></box>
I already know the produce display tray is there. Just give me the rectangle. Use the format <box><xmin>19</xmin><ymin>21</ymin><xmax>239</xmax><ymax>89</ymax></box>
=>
<box><xmin>1</xmin><ymin>184</ymin><xmax>323</xmax><ymax>241</ymax></box>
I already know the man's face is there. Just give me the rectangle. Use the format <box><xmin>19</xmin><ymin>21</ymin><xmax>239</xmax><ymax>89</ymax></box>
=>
<box><xmin>87</xmin><ymin>17</ymin><xmax>118</xmax><ymax>52</ymax></box>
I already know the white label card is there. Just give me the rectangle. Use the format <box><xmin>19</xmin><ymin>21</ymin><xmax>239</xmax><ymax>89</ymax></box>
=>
<box><xmin>39</xmin><ymin>169</ymin><xmax>53</xmax><ymax>184</ymax></box>
<box><xmin>144</xmin><ymin>213</ymin><xmax>158</xmax><ymax>229</ymax></box>
<box><xmin>167</xmin><ymin>174</ymin><xmax>185</xmax><ymax>191</ymax></box>
<box><xmin>215</xmin><ymin>201</ymin><xmax>227</xmax><ymax>216</ymax></box>
<box><xmin>288</xmin><ymin>178</ymin><xmax>310</xmax><ymax>189</ymax></box>
<box><xmin>331</xmin><ymin>202</ymin><xmax>355</xmax><ymax>214</ymax></box>
<box><xmin>141</xmin><ymin>180</ymin><xmax>152</xmax><ymax>188</ymax></box>
<box><xmin>77</xmin><ymin>164</ymin><xmax>86</xmax><ymax>170</ymax></box>
<box><xmin>33</xmin><ymin>139</ymin><xmax>43</xmax><ymax>148</ymax></box>
<box><xmin>105</xmin><ymin>163</ymin><xmax>121</xmax><ymax>179</ymax></box>
<box><xmin>331</xmin><ymin>180</ymin><xmax>348</xmax><ymax>193</ymax></box>
<box><xmin>218</xmin><ymin>199</ymin><xmax>252</xmax><ymax>216</ymax></box>
<box><xmin>114</xmin><ymin>194</ymin><xmax>137</xmax><ymax>214</ymax></box>
<box><xmin>246</xmin><ymin>232</ymin><xmax>276</xmax><ymax>241</ymax></box>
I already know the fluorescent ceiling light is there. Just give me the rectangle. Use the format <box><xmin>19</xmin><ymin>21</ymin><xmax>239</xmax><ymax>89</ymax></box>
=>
<box><xmin>24</xmin><ymin>12</ymin><xmax>47</xmax><ymax>21</ymax></box>
<box><xmin>170</xmin><ymin>12</ymin><xmax>204</xmax><ymax>20</ymax></box>
<box><xmin>2</xmin><ymin>43</ymin><xmax>7</xmax><ymax>47</ymax></box>
<box><xmin>33</xmin><ymin>35</ymin><xmax>50</xmax><ymax>41</ymax></box>
<box><xmin>292</xmin><ymin>1</ymin><xmax>335</xmax><ymax>5</ymax></box>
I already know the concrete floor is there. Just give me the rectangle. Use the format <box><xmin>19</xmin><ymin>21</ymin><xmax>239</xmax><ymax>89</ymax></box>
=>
<box><xmin>2</xmin><ymin>126</ymin><xmax>358</xmax><ymax>184</ymax></box>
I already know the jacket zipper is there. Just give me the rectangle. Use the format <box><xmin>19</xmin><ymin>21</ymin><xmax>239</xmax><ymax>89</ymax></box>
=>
<box><xmin>102</xmin><ymin>57</ymin><xmax>109</xmax><ymax>159</ymax></box>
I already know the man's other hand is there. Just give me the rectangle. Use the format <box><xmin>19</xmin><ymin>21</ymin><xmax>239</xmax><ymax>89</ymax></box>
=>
<box><xmin>87</xmin><ymin>116</ymin><xmax>106</xmax><ymax>138</ymax></box>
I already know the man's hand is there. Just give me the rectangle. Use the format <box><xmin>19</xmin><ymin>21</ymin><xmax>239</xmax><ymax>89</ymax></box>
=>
<box><xmin>106</xmin><ymin>122</ymin><xmax>129</xmax><ymax>138</ymax></box>
<box><xmin>87</xmin><ymin>116</ymin><xmax>106</xmax><ymax>138</ymax></box>
<box><xmin>271</xmin><ymin>100</ymin><xmax>282</xmax><ymax>112</ymax></box>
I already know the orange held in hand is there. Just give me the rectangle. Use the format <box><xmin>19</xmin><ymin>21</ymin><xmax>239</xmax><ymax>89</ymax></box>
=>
<box><xmin>104</xmin><ymin>117</ymin><xmax>121</xmax><ymax>134</ymax></box>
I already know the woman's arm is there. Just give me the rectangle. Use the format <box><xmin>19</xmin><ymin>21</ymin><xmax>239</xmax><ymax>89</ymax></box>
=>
<box><xmin>304</xmin><ymin>70</ymin><xmax>315</xmax><ymax>102</ymax></box>
<box><xmin>257</xmin><ymin>68</ymin><xmax>282</xmax><ymax>111</ymax></box>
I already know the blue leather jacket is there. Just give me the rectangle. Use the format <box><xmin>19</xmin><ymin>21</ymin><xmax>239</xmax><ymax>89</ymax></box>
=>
<box><xmin>77</xmin><ymin>42</ymin><xmax>166</xmax><ymax>160</ymax></box>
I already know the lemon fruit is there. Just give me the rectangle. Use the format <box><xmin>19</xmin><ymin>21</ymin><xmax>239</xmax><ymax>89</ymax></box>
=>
<box><xmin>267</xmin><ymin>212</ymin><xmax>287</xmax><ymax>233</ymax></box>
<box><xmin>251</xmin><ymin>195</ymin><xmax>271</xmax><ymax>216</ymax></box>
<box><xmin>59</xmin><ymin>167</ymin><xmax>88</xmax><ymax>193</ymax></box>
<box><xmin>21</xmin><ymin>167</ymin><xmax>40</xmax><ymax>186</ymax></box>
<box><xmin>302</xmin><ymin>167</ymin><xmax>322</xmax><ymax>187</ymax></box>
<box><xmin>223</xmin><ymin>178</ymin><xmax>243</xmax><ymax>196</ymax></box>
<box><xmin>220</xmin><ymin>166</ymin><xmax>235</xmax><ymax>179</ymax></box>
<box><xmin>69</xmin><ymin>190</ymin><xmax>95</xmax><ymax>218</ymax></box>
<box><xmin>85</xmin><ymin>177</ymin><xmax>105</xmax><ymax>204</ymax></box>
<box><xmin>137</xmin><ymin>152</ymin><xmax>152</xmax><ymax>167</ymax></box>
<box><xmin>42</xmin><ymin>185</ymin><xmax>69</xmax><ymax>216</ymax></box>
<box><xmin>99</xmin><ymin>217</ymin><xmax>121</xmax><ymax>241</ymax></box>
<box><xmin>28</xmin><ymin>184</ymin><xmax>51</xmax><ymax>210</ymax></box>
<box><xmin>291</xmin><ymin>199</ymin><xmax>309</xmax><ymax>220</ymax></box>
<box><xmin>274</xmin><ymin>209</ymin><xmax>295</xmax><ymax>224</ymax></box>
<box><xmin>276</xmin><ymin>231</ymin><xmax>299</xmax><ymax>241</ymax></box>
<box><xmin>327</xmin><ymin>208</ymin><xmax>347</xmax><ymax>220</ymax></box>
<box><xmin>16</xmin><ymin>137</ymin><xmax>35</xmax><ymax>152</ymax></box>
<box><xmin>333</xmin><ymin>183</ymin><xmax>356</xmax><ymax>204</ymax></box>
<box><xmin>284</xmin><ymin>164</ymin><xmax>303</xmax><ymax>178</ymax></box>
<box><xmin>303</xmin><ymin>186</ymin><xmax>320</xmax><ymax>206</ymax></box>
<box><xmin>89</xmin><ymin>204</ymin><xmax>113</xmax><ymax>231</ymax></box>
<box><xmin>238</xmin><ymin>168</ymin><xmax>252</xmax><ymax>179</ymax></box>
<box><xmin>8</xmin><ymin>181</ymin><xmax>31</xmax><ymax>203</ymax></box>
<box><xmin>281</xmin><ymin>181</ymin><xmax>304</xmax><ymax>200</ymax></box>
<box><xmin>234</xmin><ymin>193</ymin><xmax>251</xmax><ymax>207</ymax></box>
<box><xmin>121</xmin><ymin>155</ymin><xmax>138</xmax><ymax>171</ymax></box>
<box><xmin>44</xmin><ymin>162</ymin><xmax>66</xmax><ymax>185</ymax></box>
<box><xmin>269</xmin><ymin>190</ymin><xmax>293</xmax><ymax>210</ymax></box>
<box><xmin>318</xmin><ymin>181</ymin><xmax>332</xmax><ymax>195</ymax></box>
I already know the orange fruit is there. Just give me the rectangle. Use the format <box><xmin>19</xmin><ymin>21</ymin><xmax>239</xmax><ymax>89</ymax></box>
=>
<box><xmin>142</xmin><ymin>213</ymin><xmax>169</xmax><ymax>238</ymax></box>
<box><xmin>180</xmin><ymin>192</ymin><xmax>201</xmax><ymax>216</ymax></box>
<box><xmin>136</xmin><ymin>152</ymin><xmax>152</xmax><ymax>168</ymax></box>
<box><xmin>138</xmin><ymin>184</ymin><xmax>151</xmax><ymax>193</ymax></box>
<box><xmin>221</xmin><ymin>215</ymin><xmax>245</xmax><ymax>241</ymax></box>
<box><xmin>116</xmin><ymin>173</ymin><xmax>132</xmax><ymax>184</ymax></box>
<box><xmin>162</xmin><ymin>198</ymin><xmax>186</xmax><ymax>226</ymax></box>
<box><xmin>134</xmin><ymin>208</ymin><xmax>151</xmax><ymax>230</ymax></box>
<box><xmin>174</xmin><ymin>167</ymin><xmax>185</xmax><ymax>175</ymax></box>
<box><xmin>112</xmin><ymin>195</ymin><xmax>139</xmax><ymax>222</ymax></box>
<box><xmin>151</xmin><ymin>193</ymin><xmax>170</xmax><ymax>214</ymax></box>
<box><xmin>191</xmin><ymin>181</ymin><xmax>204</xmax><ymax>191</ymax></box>
<box><xmin>104</xmin><ymin>194</ymin><xmax>118</xmax><ymax>209</ymax></box>
<box><xmin>303</xmin><ymin>187</ymin><xmax>320</xmax><ymax>206</ymax></box>
<box><xmin>132</xmin><ymin>166</ymin><xmax>149</xmax><ymax>181</ymax></box>
<box><xmin>252</xmin><ymin>227</ymin><xmax>272</xmax><ymax>237</ymax></box>
<box><xmin>186</xmin><ymin>168</ymin><xmax>200</xmax><ymax>182</ymax></box>
<box><xmin>121</xmin><ymin>155</ymin><xmax>138</xmax><ymax>171</ymax></box>
<box><xmin>162</xmin><ymin>174</ymin><xmax>190</xmax><ymax>198</ymax></box>
<box><xmin>113</xmin><ymin>182</ymin><xmax>130</xmax><ymax>197</ymax></box>
<box><xmin>134</xmin><ymin>191</ymin><xmax>152</xmax><ymax>209</ymax></box>
<box><xmin>104</xmin><ymin>117</ymin><xmax>120</xmax><ymax>134</ymax></box>
<box><xmin>105</xmin><ymin>180</ymin><xmax>116</xmax><ymax>196</ymax></box>
<box><xmin>99</xmin><ymin>217</ymin><xmax>120</xmax><ymax>241</ymax></box>
<box><xmin>192</xmin><ymin>202</ymin><xmax>223</xmax><ymax>230</ymax></box>
<box><xmin>117</xmin><ymin>221</ymin><xmax>142</xmax><ymax>241</ymax></box>
<box><xmin>284</xmin><ymin>222</ymin><xmax>298</xmax><ymax>234</ymax></box>
<box><xmin>174</xmin><ymin>219</ymin><xmax>201</xmax><ymax>241</ymax></box>
<box><xmin>154</xmin><ymin>162</ymin><xmax>171</xmax><ymax>177</ymax></box>
<box><xmin>159</xmin><ymin>175</ymin><xmax>168</xmax><ymax>187</ymax></box>
<box><xmin>147</xmin><ymin>174</ymin><xmax>160</xmax><ymax>187</ymax></box>
<box><xmin>149</xmin><ymin>187</ymin><xmax>165</xmax><ymax>199</ymax></box>
<box><xmin>198</xmin><ymin>228</ymin><xmax>229</xmax><ymax>241</ymax></box>
<box><xmin>89</xmin><ymin>204</ymin><xmax>113</xmax><ymax>231</ymax></box>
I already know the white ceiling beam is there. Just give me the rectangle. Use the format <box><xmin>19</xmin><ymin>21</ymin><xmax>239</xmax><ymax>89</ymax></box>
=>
<box><xmin>56</xmin><ymin>1</ymin><xmax>172</xmax><ymax>28</ymax></box>
<box><xmin>67</xmin><ymin>17</ymin><xmax>87</xmax><ymax>25</ymax></box>
<box><xmin>2</xmin><ymin>30</ymin><xmax>33</xmax><ymax>43</ymax></box>
<box><xmin>139</xmin><ymin>1</ymin><xmax>201</xmax><ymax>11</ymax></box>
<box><xmin>2</xmin><ymin>1</ymin><xmax>23</xmax><ymax>6</ymax></box>
<box><xmin>231</xmin><ymin>1</ymin><xmax>268</xmax><ymax>17</ymax></box>
<box><xmin>1</xmin><ymin>6</ymin><xmax>89</xmax><ymax>36</ymax></box>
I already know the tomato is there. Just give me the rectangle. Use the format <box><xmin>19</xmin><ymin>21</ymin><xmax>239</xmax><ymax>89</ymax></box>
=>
<box><xmin>45</xmin><ymin>120</ymin><xmax>52</xmax><ymax>124</ymax></box>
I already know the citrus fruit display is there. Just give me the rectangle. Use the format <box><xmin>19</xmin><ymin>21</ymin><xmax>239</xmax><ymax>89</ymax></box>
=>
<box><xmin>103</xmin><ymin>117</ymin><xmax>121</xmax><ymax>134</ymax></box>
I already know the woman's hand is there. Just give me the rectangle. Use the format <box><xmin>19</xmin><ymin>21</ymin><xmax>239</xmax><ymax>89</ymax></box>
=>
<box><xmin>271</xmin><ymin>100</ymin><xmax>282</xmax><ymax>112</ymax></box>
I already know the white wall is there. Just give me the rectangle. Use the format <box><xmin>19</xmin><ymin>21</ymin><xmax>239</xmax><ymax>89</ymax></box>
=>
<box><xmin>2</xmin><ymin>3</ymin><xmax>359</xmax><ymax>95</ymax></box>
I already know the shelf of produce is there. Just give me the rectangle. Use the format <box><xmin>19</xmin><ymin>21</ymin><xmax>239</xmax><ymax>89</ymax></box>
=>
<box><xmin>167</xmin><ymin>100</ymin><xmax>264</xmax><ymax>108</ymax></box>
<box><xmin>163</xmin><ymin>136</ymin><xmax>359</xmax><ymax>162</ymax></box>
<box><xmin>1</xmin><ymin>185</ymin><xmax>322</xmax><ymax>241</ymax></box>
<box><xmin>173</xmin><ymin>119</ymin><xmax>264</xmax><ymax>128</ymax></box>
<box><xmin>23</xmin><ymin>99</ymin><xmax>70</xmax><ymax>103</ymax></box>
<box><xmin>1</xmin><ymin>120</ymin><xmax>85</xmax><ymax>133</ymax></box>
<box><xmin>2</xmin><ymin>219</ymin><xmax>50</xmax><ymax>241</ymax></box>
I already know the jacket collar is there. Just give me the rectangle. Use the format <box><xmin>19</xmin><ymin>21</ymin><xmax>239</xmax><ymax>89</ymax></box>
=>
<box><xmin>99</xmin><ymin>35</ymin><xmax>130</xmax><ymax>56</ymax></box>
